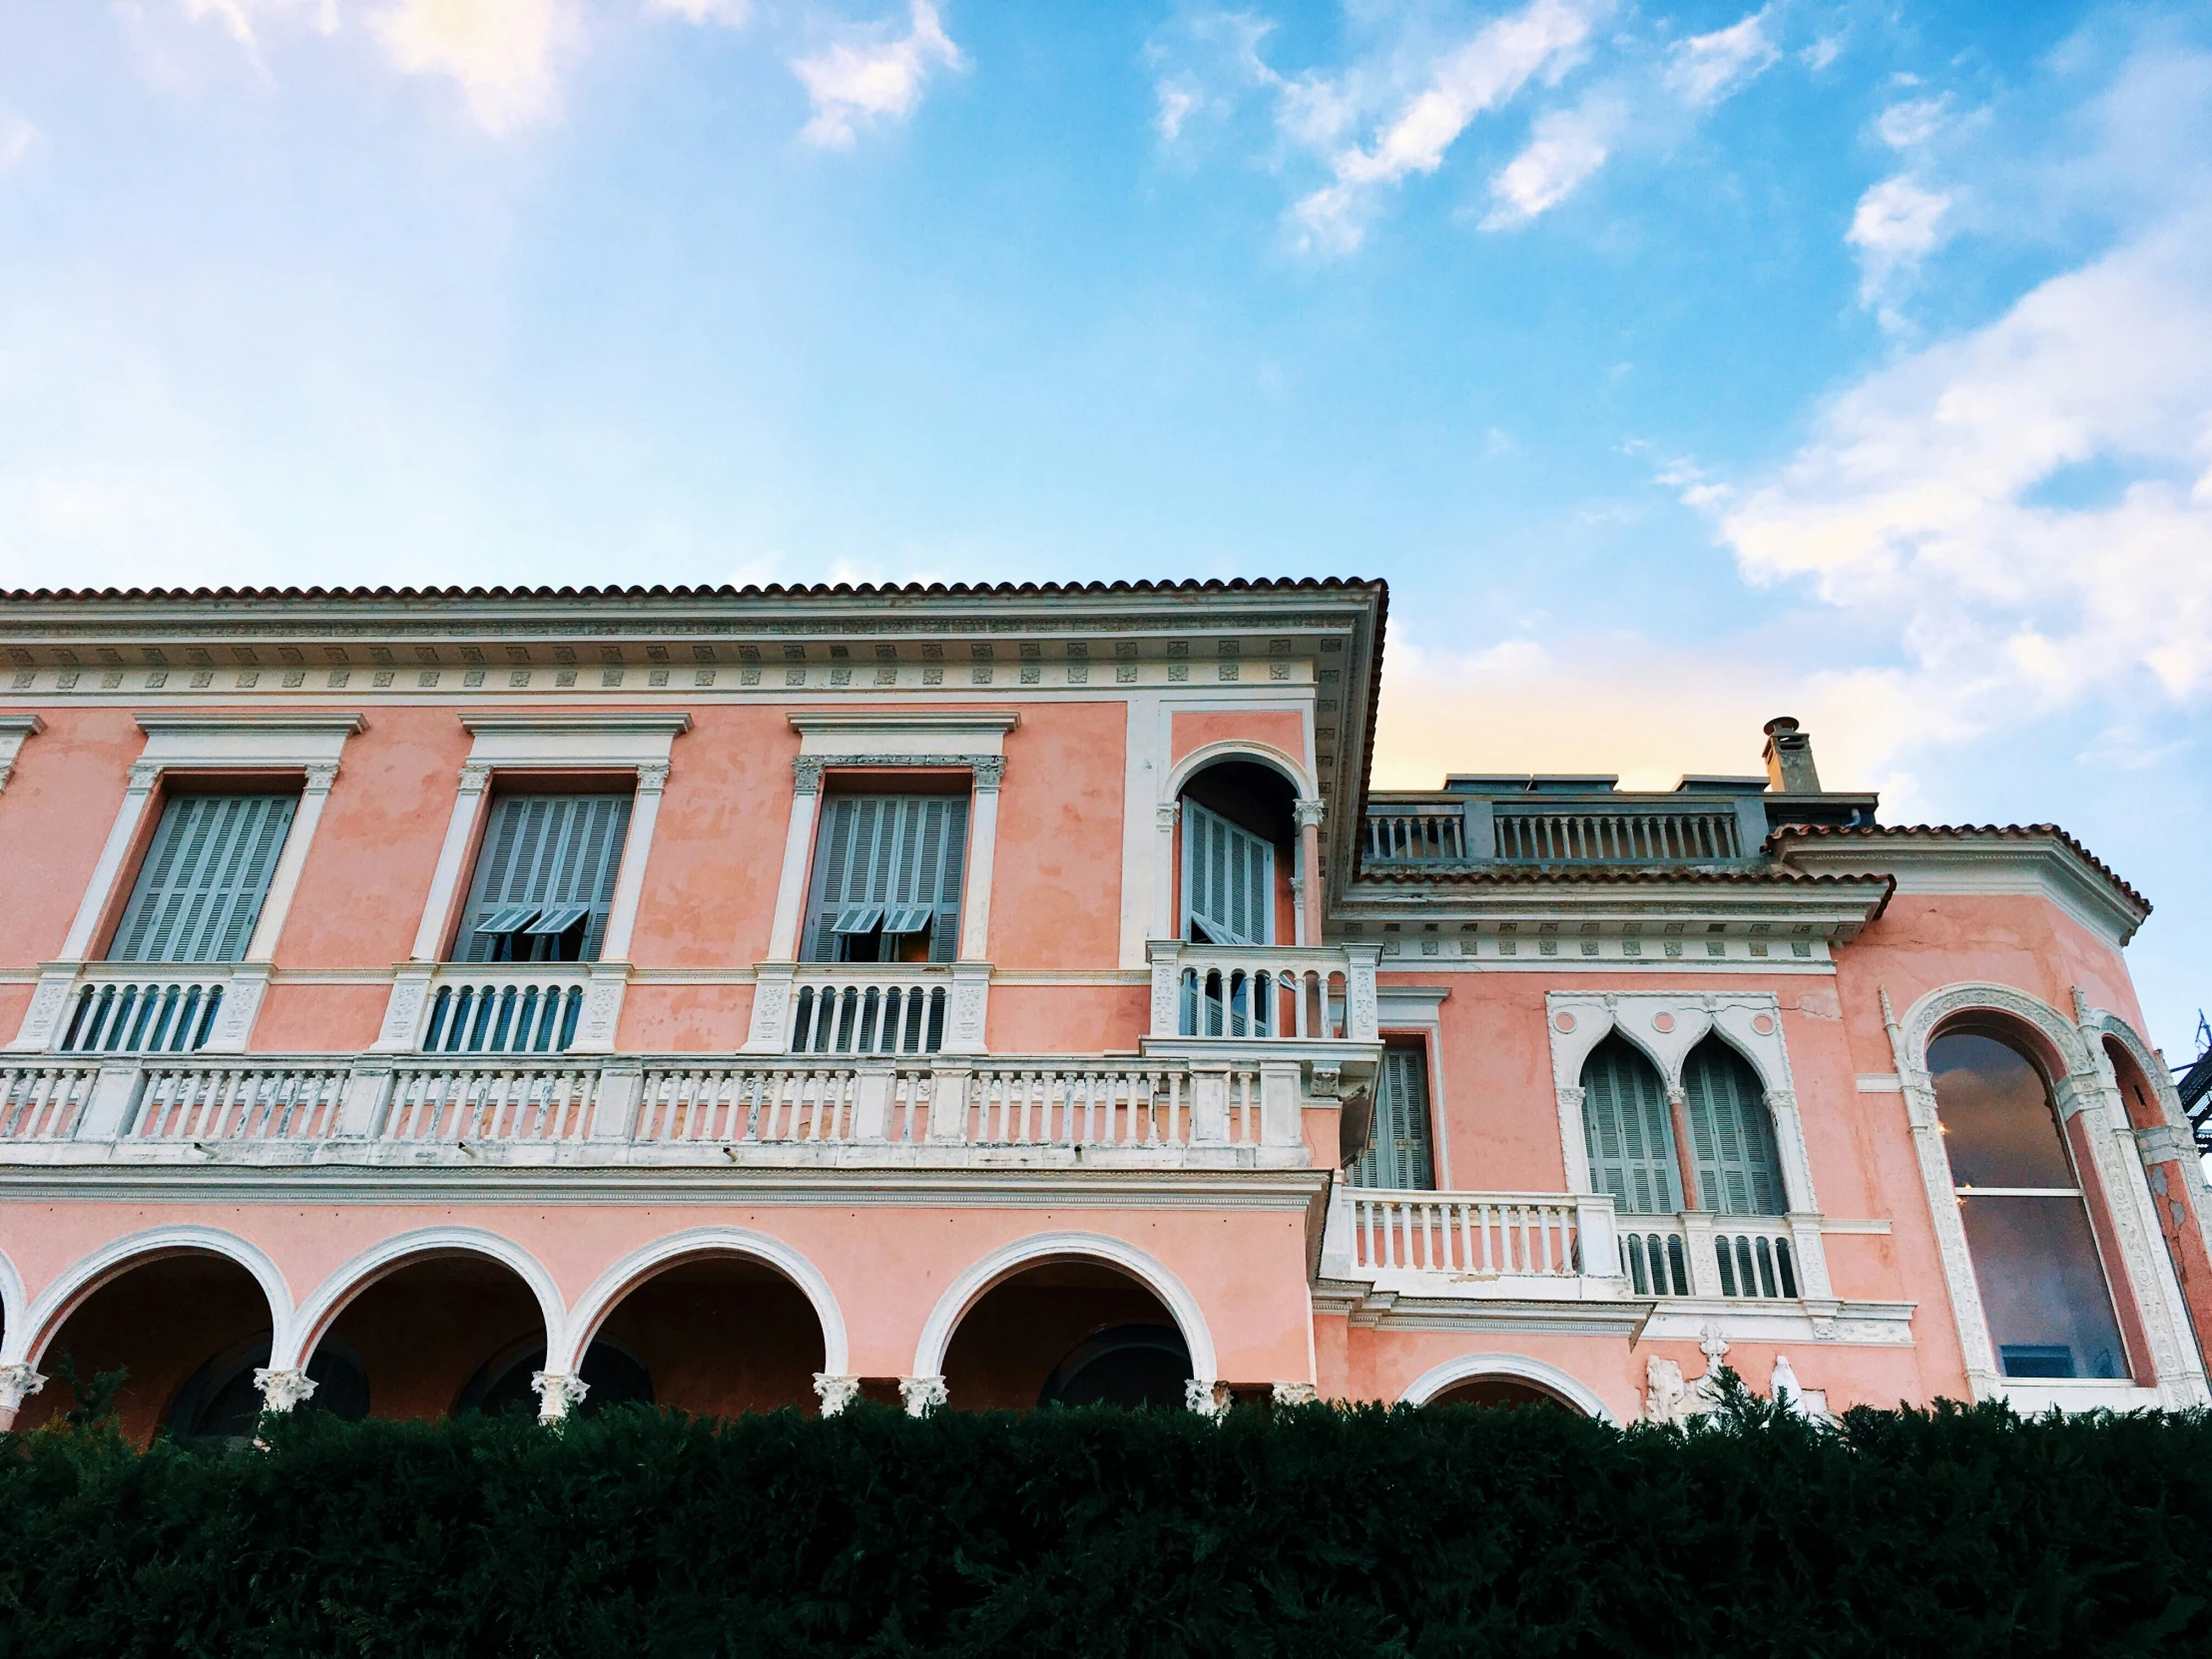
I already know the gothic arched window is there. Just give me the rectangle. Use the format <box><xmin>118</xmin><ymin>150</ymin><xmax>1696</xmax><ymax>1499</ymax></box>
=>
<box><xmin>1680</xmin><ymin>1039</ymin><xmax>1787</xmax><ymax>1216</ymax></box>
<box><xmin>1580</xmin><ymin>1036</ymin><xmax>1679</xmax><ymax>1216</ymax></box>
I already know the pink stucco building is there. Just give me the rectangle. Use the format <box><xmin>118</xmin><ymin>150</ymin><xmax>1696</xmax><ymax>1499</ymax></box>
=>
<box><xmin>0</xmin><ymin>577</ymin><xmax>2206</xmax><ymax>1437</ymax></box>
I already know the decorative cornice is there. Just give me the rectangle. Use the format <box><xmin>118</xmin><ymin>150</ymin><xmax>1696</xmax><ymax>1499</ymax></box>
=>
<box><xmin>136</xmin><ymin>712</ymin><xmax>366</xmax><ymax>734</ymax></box>
<box><xmin>462</xmin><ymin>713</ymin><xmax>692</xmax><ymax>736</ymax></box>
<box><xmin>788</xmin><ymin>710</ymin><xmax>1020</xmax><ymax>734</ymax></box>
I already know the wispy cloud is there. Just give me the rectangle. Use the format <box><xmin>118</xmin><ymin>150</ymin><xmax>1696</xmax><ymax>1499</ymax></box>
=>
<box><xmin>0</xmin><ymin>111</ymin><xmax>39</xmax><ymax>173</ymax></box>
<box><xmin>369</xmin><ymin>0</ymin><xmax>578</xmax><ymax>133</ymax></box>
<box><xmin>1146</xmin><ymin>8</ymin><xmax>1278</xmax><ymax>151</ymax></box>
<box><xmin>1665</xmin><ymin>9</ymin><xmax>1778</xmax><ymax>106</ymax></box>
<box><xmin>792</xmin><ymin>0</ymin><xmax>965</xmax><ymax>150</ymax></box>
<box><xmin>1479</xmin><ymin>95</ymin><xmax>1620</xmax><ymax>228</ymax></box>
<box><xmin>644</xmin><ymin>0</ymin><xmax>749</xmax><ymax>24</ymax></box>
<box><xmin>1291</xmin><ymin>0</ymin><xmax>1593</xmax><ymax>254</ymax></box>
<box><xmin>1847</xmin><ymin>175</ymin><xmax>1951</xmax><ymax>321</ymax></box>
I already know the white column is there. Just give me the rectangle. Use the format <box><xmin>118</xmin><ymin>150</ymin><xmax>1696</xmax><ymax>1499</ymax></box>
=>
<box><xmin>958</xmin><ymin>758</ymin><xmax>1003</xmax><ymax>961</ymax></box>
<box><xmin>1295</xmin><ymin>800</ymin><xmax>1325</xmax><ymax>948</ymax></box>
<box><xmin>408</xmin><ymin>763</ymin><xmax>492</xmax><ymax>962</ymax></box>
<box><xmin>765</xmin><ymin>758</ymin><xmax>825</xmax><ymax>962</ymax></box>
<box><xmin>1153</xmin><ymin>800</ymin><xmax>1180</xmax><ymax>940</ymax></box>
<box><xmin>598</xmin><ymin>762</ymin><xmax>667</xmax><ymax>962</ymax></box>
<box><xmin>243</xmin><ymin>762</ymin><xmax>339</xmax><ymax>961</ymax></box>
<box><xmin>59</xmin><ymin>761</ymin><xmax>162</xmax><ymax>960</ymax></box>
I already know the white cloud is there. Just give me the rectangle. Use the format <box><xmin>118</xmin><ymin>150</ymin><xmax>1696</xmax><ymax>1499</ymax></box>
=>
<box><xmin>1479</xmin><ymin>94</ymin><xmax>1620</xmax><ymax>228</ymax></box>
<box><xmin>1800</xmin><ymin>35</ymin><xmax>1841</xmax><ymax>72</ymax></box>
<box><xmin>644</xmin><ymin>0</ymin><xmax>748</xmax><ymax>23</ymax></box>
<box><xmin>1664</xmin><ymin>9</ymin><xmax>1777</xmax><ymax>107</ymax></box>
<box><xmin>0</xmin><ymin>111</ymin><xmax>39</xmax><ymax>173</ymax></box>
<box><xmin>1875</xmin><ymin>96</ymin><xmax>1946</xmax><ymax>150</ymax></box>
<box><xmin>1847</xmin><ymin>174</ymin><xmax>1950</xmax><ymax>317</ymax></box>
<box><xmin>370</xmin><ymin>0</ymin><xmax>578</xmax><ymax>132</ymax></box>
<box><xmin>792</xmin><ymin>0</ymin><xmax>965</xmax><ymax>150</ymax></box>
<box><xmin>1709</xmin><ymin>219</ymin><xmax>2212</xmax><ymax>730</ymax></box>
<box><xmin>1145</xmin><ymin>9</ymin><xmax>1279</xmax><ymax>151</ymax></box>
<box><xmin>1290</xmin><ymin>0</ymin><xmax>1592</xmax><ymax>254</ymax></box>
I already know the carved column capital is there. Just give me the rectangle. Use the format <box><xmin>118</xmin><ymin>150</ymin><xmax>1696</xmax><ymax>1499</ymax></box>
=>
<box><xmin>126</xmin><ymin>761</ymin><xmax>162</xmax><ymax>793</ymax></box>
<box><xmin>634</xmin><ymin>761</ymin><xmax>671</xmax><ymax>795</ymax></box>
<box><xmin>1155</xmin><ymin>801</ymin><xmax>1181</xmax><ymax>830</ymax></box>
<box><xmin>1294</xmin><ymin>799</ymin><xmax>1327</xmax><ymax>830</ymax></box>
<box><xmin>1271</xmin><ymin>1381</ymin><xmax>1318</xmax><ymax>1406</ymax></box>
<box><xmin>301</xmin><ymin>762</ymin><xmax>339</xmax><ymax>797</ymax></box>
<box><xmin>971</xmin><ymin>756</ymin><xmax>1005</xmax><ymax>790</ymax></box>
<box><xmin>0</xmin><ymin>1363</ymin><xmax>46</xmax><ymax>1415</ymax></box>
<box><xmin>253</xmin><ymin>1368</ymin><xmax>318</xmax><ymax>1413</ymax></box>
<box><xmin>531</xmin><ymin>1372</ymin><xmax>589</xmax><ymax>1422</ymax></box>
<box><xmin>792</xmin><ymin>756</ymin><xmax>827</xmax><ymax>795</ymax></box>
<box><xmin>1185</xmin><ymin>1378</ymin><xmax>1231</xmax><ymax>1419</ymax></box>
<box><xmin>813</xmin><ymin>1374</ymin><xmax>861</xmax><ymax>1416</ymax></box>
<box><xmin>898</xmin><ymin>1375</ymin><xmax>946</xmax><ymax>1417</ymax></box>
<box><xmin>456</xmin><ymin>762</ymin><xmax>492</xmax><ymax>796</ymax></box>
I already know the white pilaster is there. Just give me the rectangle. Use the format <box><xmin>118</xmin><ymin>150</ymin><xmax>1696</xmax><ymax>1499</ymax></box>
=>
<box><xmin>408</xmin><ymin>763</ymin><xmax>492</xmax><ymax>962</ymax></box>
<box><xmin>242</xmin><ymin>761</ymin><xmax>339</xmax><ymax>962</ymax></box>
<box><xmin>597</xmin><ymin>761</ymin><xmax>668</xmax><ymax>962</ymax></box>
<box><xmin>957</xmin><ymin>758</ymin><xmax>1003</xmax><ymax>961</ymax></box>
<box><xmin>59</xmin><ymin>761</ymin><xmax>161</xmax><ymax>961</ymax></box>
<box><xmin>766</xmin><ymin>759</ymin><xmax>825</xmax><ymax>963</ymax></box>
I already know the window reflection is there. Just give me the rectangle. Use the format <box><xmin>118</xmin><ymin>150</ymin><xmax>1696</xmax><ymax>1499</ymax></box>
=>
<box><xmin>1930</xmin><ymin>1031</ymin><xmax>2126</xmax><ymax>1382</ymax></box>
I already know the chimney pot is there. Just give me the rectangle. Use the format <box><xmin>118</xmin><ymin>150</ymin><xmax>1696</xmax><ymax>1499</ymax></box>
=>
<box><xmin>1762</xmin><ymin>716</ymin><xmax>1822</xmax><ymax>794</ymax></box>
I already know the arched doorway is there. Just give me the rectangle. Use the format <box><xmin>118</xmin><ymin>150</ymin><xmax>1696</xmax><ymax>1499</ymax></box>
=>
<box><xmin>306</xmin><ymin>1252</ymin><xmax>560</xmax><ymax>1420</ymax></box>
<box><xmin>20</xmin><ymin>1252</ymin><xmax>276</xmax><ymax>1443</ymax></box>
<box><xmin>943</xmin><ymin>1261</ymin><xmax>1192</xmax><ymax>1410</ymax></box>
<box><xmin>1930</xmin><ymin>1025</ymin><xmax>2130</xmax><ymax>1381</ymax></box>
<box><xmin>570</xmin><ymin>1256</ymin><xmax>828</xmax><ymax>1417</ymax></box>
<box><xmin>1177</xmin><ymin>760</ymin><xmax>1298</xmax><ymax>951</ymax></box>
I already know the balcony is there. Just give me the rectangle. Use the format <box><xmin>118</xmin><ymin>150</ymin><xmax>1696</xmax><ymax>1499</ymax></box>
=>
<box><xmin>0</xmin><ymin>1049</ymin><xmax>1320</xmax><ymax>1170</ymax></box>
<box><xmin>1362</xmin><ymin>779</ymin><xmax>1771</xmax><ymax>874</ymax></box>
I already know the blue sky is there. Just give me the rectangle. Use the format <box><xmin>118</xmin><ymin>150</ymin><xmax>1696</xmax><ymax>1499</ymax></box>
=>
<box><xmin>2</xmin><ymin>0</ymin><xmax>2209</xmax><ymax>1055</ymax></box>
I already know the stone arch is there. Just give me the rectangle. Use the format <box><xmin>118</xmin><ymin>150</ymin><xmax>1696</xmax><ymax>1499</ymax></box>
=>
<box><xmin>2082</xmin><ymin>1007</ymin><xmax>2191</xmax><ymax>1132</ymax></box>
<box><xmin>0</xmin><ymin>1245</ymin><xmax>23</xmax><ymax>1362</ymax></box>
<box><xmin>1899</xmin><ymin>982</ymin><xmax>2092</xmax><ymax>1094</ymax></box>
<box><xmin>551</xmin><ymin>1228</ymin><xmax>848</xmax><ymax>1377</ymax></box>
<box><xmin>913</xmin><ymin>1232</ymin><xmax>1218</xmax><ymax>1384</ymax></box>
<box><xmin>278</xmin><ymin>1229</ymin><xmax>564</xmax><ymax>1372</ymax></box>
<box><xmin>1399</xmin><ymin>1353</ymin><xmax>1616</xmax><ymax>1421</ymax></box>
<box><xmin>16</xmin><ymin>1227</ymin><xmax>293</xmax><ymax>1369</ymax></box>
<box><xmin>1161</xmin><ymin>739</ymin><xmax>1318</xmax><ymax>811</ymax></box>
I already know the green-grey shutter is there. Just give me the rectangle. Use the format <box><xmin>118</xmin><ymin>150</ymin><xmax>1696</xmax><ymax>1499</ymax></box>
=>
<box><xmin>1681</xmin><ymin>1039</ymin><xmax>1787</xmax><ymax>1215</ymax></box>
<box><xmin>1352</xmin><ymin>1046</ymin><xmax>1436</xmax><ymax>1190</ymax></box>
<box><xmin>1581</xmin><ymin>1036</ymin><xmax>1681</xmax><ymax>1215</ymax></box>
<box><xmin>457</xmin><ymin>794</ymin><xmax>633</xmax><ymax>962</ymax></box>
<box><xmin>1183</xmin><ymin>801</ymin><xmax>1274</xmax><ymax>945</ymax></box>
<box><xmin>803</xmin><ymin>796</ymin><xmax>968</xmax><ymax>963</ymax></box>
<box><xmin>108</xmin><ymin>794</ymin><xmax>297</xmax><ymax>963</ymax></box>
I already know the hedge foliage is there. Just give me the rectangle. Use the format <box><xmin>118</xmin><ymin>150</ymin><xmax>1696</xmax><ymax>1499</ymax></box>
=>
<box><xmin>2</xmin><ymin>1382</ymin><xmax>2209</xmax><ymax>1658</ymax></box>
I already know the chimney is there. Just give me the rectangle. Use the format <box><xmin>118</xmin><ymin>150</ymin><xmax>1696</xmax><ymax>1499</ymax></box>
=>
<box><xmin>1762</xmin><ymin>717</ymin><xmax>1822</xmax><ymax>794</ymax></box>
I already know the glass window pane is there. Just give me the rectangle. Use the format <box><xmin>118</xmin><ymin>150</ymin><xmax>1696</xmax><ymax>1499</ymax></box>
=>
<box><xmin>1958</xmin><ymin>1195</ymin><xmax>2126</xmax><ymax>1380</ymax></box>
<box><xmin>1929</xmin><ymin>1031</ymin><xmax>2077</xmax><ymax>1189</ymax></box>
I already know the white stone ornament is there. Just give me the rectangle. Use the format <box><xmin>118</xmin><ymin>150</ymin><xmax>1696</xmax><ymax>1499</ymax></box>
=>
<box><xmin>531</xmin><ymin>1372</ymin><xmax>589</xmax><ymax>1422</ymax></box>
<box><xmin>898</xmin><ymin>1375</ymin><xmax>947</xmax><ymax>1417</ymax></box>
<box><xmin>1185</xmin><ymin>1378</ymin><xmax>1231</xmax><ymax>1419</ymax></box>
<box><xmin>0</xmin><ymin>1363</ymin><xmax>47</xmax><ymax>1419</ymax></box>
<box><xmin>1270</xmin><ymin>1381</ymin><xmax>1319</xmax><ymax>1406</ymax></box>
<box><xmin>253</xmin><ymin>1368</ymin><xmax>318</xmax><ymax>1413</ymax></box>
<box><xmin>813</xmin><ymin>1374</ymin><xmax>861</xmax><ymax>1416</ymax></box>
<box><xmin>1643</xmin><ymin>1357</ymin><xmax>1692</xmax><ymax>1424</ymax></box>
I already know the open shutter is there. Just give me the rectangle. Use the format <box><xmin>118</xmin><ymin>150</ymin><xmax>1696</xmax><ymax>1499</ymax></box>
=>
<box><xmin>1580</xmin><ymin>1036</ymin><xmax>1681</xmax><ymax>1215</ymax></box>
<box><xmin>805</xmin><ymin>795</ymin><xmax>970</xmax><ymax>962</ymax></box>
<box><xmin>109</xmin><ymin>794</ymin><xmax>297</xmax><ymax>963</ymax></box>
<box><xmin>1353</xmin><ymin>1046</ymin><xmax>1436</xmax><ymax>1190</ymax></box>
<box><xmin>457</xmin><ymin>794</ymin><xmax>633</xmax><ymax>961</ymax></box>
<box><xmin>1681</xmin><ymin>1039</ymin><xmax>1787</xmax><ymax>1215</ymax></box>
<box><xmin>1182</xmin><ymin>802</ymin><xmax>1274</xmax><ymax>945</ymax></box>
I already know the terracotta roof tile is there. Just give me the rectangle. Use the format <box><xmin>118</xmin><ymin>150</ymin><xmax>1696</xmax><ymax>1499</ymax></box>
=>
<box><xmin>1768</xmin><ymin>822</ymin><xmax>2149</xmax><ymax>916</ymax></box>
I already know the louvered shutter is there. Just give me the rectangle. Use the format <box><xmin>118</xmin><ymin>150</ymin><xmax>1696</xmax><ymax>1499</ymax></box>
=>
<box><xmin>804</xmin><ymin>796</ymin><xmax>969</xmax><ymax>962</ymax></box>
<box><xmin>1681</xmin><ymin>1039</ymin><xmax>1787</xmax><ymax>1215</ymax></box>
<box><xmin>1353</xmin><ymin>1046</ymin><xmax>1436</xmax><ymax>1190</ymax></box>
<box><xmin>109</xmin><ymin>794</ymin><xmax>297</xmax><ymax>963</ymax></box>
<box><xmin>1183</xmin><ymin>802</ymin><xmax>1274</xmax><ymax>946</ymax></box>
<box><xmin>456</xmin><ymin>794</ymin><xmax>633</xmax><ymax>962</ymax></box>
<box><xmin>1580</xmin><ymin>1037</ymin><xmax>1681</xmax><ymax>1215</ymax></box>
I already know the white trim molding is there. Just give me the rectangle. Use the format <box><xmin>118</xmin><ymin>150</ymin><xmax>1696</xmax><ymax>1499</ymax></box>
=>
<box><xmin>1398</xmin><ymin>1352</ymin><xmax>1618</xmax><ymax>1421</ymax></box>
<box><xmin>276</xmin><ymin>1227</ymin><xmax>565</xmax><ymax>1374</ymax></box>
<box><xmin>549</xmin><ymin>1227</ymin><xmax>848</xmax><ymax>1378</ymax></box>
<box><xmin>0</xmin><ymin>713</ymin><xmax>42</xmax><ymax>793</ymax></box>
<box><xmin>1884</xmin><ymin>981</ymin><xmax>2209</xmax><ymax>1410</ymax></box>
<box><xmin>910</xmin><ymin>1231</ymin><xmax>1220</xmax><ymax>1393</ymax></box>
<box><xmin>1777</xmin><ymin>829</ymin><xmax>2149</xmax><ymax>948</ymax></box>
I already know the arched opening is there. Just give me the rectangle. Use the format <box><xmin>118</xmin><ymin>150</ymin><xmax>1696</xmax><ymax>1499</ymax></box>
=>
<box><xmin>942</xmin><ymin>1261</ymin><xmax>1192</xmax><ymax>1410</ymax></box>
<box><xmin>1680</xmin><ymin>1037</ymin><xmax>1786</xmax><ymax>1216</ymax></box>
<box><xmin>1427</xmin><ymin>1376</ymin><xmax>1575</xmax><ymax>1411</ymax></box>
<box><xmin>1178</xmin><ymin>759</ymin><xmax>1297</xmax><ymax>949</ymax></box>
<box><xmin>167</xmin><ymin>1339</ymin><xmax>370</xmax><ymax>1444</ymax></box>
<box><xmin>305</xmin><ymin>1253</ymin><xmax>558</xmax><ymax>1420</ymax></box>
<box><xmin>573</xmin><ymin>1257</ymin><xmax>828</xmax><ymax>1417</ymax></box>
<box><xmin>1931</xmin><ymin>1026</ymin><xmax>2129</xmax><ymax>1382</ymax></box>
<box><xmin>20</xmin><ymin>1253</ymin><xmax>275</xmax><ymax>1443</ymax></box>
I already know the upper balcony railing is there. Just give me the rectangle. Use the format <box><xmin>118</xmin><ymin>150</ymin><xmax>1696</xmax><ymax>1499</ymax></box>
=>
<box><xmin>1363</xmin><ymin>784</ymin><xmax>1771</xmax><ymax>873</ymax></box>
<box><xmin>1146</xmin><ymin>943</ymin><xmax>1380</xmax><ymax>1045</ymax></box>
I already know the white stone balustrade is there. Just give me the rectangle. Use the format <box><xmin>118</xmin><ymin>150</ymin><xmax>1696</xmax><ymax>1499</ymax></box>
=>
<box><xmin>1146</xmin><ymin>942</ymin><xmax>1380</xmax><ymax>1044</ymax></box>
<box><xmin>1335</xmin><ymin>1189</ymin><xmax>1618</xmax><ymax>1281</ymax></box>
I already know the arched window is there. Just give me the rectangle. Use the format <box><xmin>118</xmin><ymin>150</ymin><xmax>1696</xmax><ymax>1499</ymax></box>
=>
<box><xmin>1581</xmin><ymin>1036</ymin><xmax>1679</xmax><ymax>1215</ymax></box>
<box><xmin>1930</xmin><ymin>1030</ymin><xmax>2127</xmax><ymax>1382</ymax></box>
<box><xmin>1680</xmin><ymin>1039</ymin><xmax>1786</xmax><ymax>1216</ymax></box>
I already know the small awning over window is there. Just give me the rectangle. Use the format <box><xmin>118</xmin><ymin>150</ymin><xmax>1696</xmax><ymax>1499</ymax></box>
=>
<box><xmin>832</xmin><ymin>904</ymin><xmax>886</xmax><ymax>934</ymax></box>
<box><xmin>525</xmin><ymin>902</ymin><xmax>591</xmax><ymax>935</ymax></box>
<box><xmin>477</xmin><ymin>903</ymin><xmax>541</xmax><ymax>936</ymax></box>
<box><xmin>881</xmin><ymin>904</ymin><xmax>933</xmax><ymax>936</ymax></box>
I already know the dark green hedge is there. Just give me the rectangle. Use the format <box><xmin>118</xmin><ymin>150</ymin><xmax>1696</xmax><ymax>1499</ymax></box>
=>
<box><xmin>2</xmin><ymin>1383</ymin><xmax>2208</xmax><ymax>1657</ymax></box>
